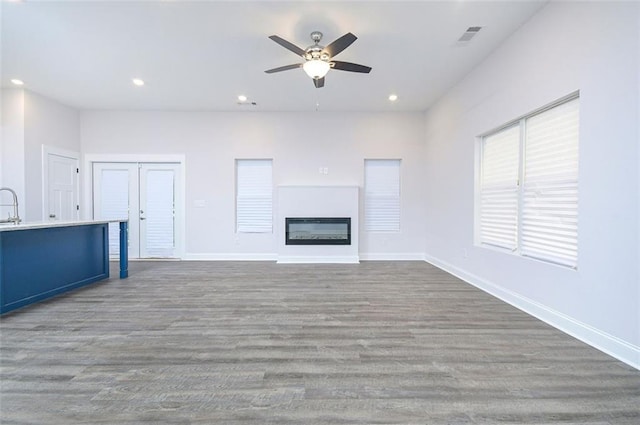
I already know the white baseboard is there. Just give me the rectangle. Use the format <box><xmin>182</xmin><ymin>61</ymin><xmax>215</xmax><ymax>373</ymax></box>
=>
<box><xmin>183</xmin><ymin>253</ymin><xmax>277</xmax><ymax>261</ymax></box>
<box><xmin>183</xmin><ymin>253</ymin><xmax>424</xmax><ymax>263</ymax></box>
<box><xmin>424</xmin><ymin>253</ymin><xmax>640</xmax><ymax>370</ymax></box>
<box><xmin>277</xmin><ymin>255</ymin><xmax>360</xmax><ymax>264</ymax></box>
<box><xmin>359</xmin><ymin>252</ymin><xmax>425</xmax><ymax>261</ymax></box>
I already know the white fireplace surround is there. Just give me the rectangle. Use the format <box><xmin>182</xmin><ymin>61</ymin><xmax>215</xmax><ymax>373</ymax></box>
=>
<box><xmin>276</xmin><ymin>185</ymin><xmax>359</xmax><ymax>263</ymax></box>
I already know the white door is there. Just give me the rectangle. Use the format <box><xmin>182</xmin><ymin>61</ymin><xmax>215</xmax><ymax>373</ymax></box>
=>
<box><xmin>93</xmin><ymin>163</ymin><xmax>139</xmax><ymax>257</ymax></box>
<box><xmin>139</xmin><ymin>164</ymin><xmax>176</xmax><ymax>258</ymax></box>
<box><xmin>46</xmin><ymin>153</ymin><xmax>79</xmax><ymax>221</ymax></box>
<box><xmin>92</xmin><ymin>162</ymin><xmax>180</xmax><ymax>259</ymax></box>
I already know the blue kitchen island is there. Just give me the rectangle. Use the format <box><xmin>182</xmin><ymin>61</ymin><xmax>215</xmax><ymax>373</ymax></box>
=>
<box><xmin>0</xmin><ymin>220</ymin><xmax>128</xmax><ymax>314</ymax></box>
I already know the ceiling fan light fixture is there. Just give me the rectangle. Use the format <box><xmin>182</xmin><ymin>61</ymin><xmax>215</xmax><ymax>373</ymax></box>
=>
<box><xmin>303</xmin><ymin>60</ymin><xmax>330</xmax><ymax>80</ymax></box>
<box><xmin>267</xmin><ymin>32</ymin><xmax>370</xmax><ymax>88</ymax></box>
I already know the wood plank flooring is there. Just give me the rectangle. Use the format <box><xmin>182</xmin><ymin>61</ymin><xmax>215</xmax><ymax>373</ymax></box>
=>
<box><xmin>1</xmin><ymin>261</ymin><xmax>638</xmax><ymax>424</ymax></box>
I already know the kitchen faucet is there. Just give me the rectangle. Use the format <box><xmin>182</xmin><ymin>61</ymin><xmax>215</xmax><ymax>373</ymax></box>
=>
<box><xmin>0</xmin><ymin>187</ymin><xmax>21</xmax><ymax>224</ymax></box>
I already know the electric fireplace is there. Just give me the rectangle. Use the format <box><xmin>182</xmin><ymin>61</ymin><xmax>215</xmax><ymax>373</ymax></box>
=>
<box><xmin>285</xmin><ymin>217</ymin><xmax>351</xmax><ymax>245</ymax></box>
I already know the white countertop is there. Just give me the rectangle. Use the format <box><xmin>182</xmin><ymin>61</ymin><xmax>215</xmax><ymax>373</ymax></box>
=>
<box><xmin>0</xmin><ymin>219</ymin><xmax>127</xmax><ymax>232</ymax></box>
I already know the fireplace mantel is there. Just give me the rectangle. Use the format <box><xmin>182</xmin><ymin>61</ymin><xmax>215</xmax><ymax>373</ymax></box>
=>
<box><xmin>276</xmin><ymin>185</ymin><xmax>359</xmax><ymax>263</ymax></box>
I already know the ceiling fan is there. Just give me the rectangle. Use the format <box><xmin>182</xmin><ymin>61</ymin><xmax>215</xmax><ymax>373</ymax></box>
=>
<box><xmin>265</xmin><ymin>31</ymin><xmax>372</xmax><ymax>88</ymax></box>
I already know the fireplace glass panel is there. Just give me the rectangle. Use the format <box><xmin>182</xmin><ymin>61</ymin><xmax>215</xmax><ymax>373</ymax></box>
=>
<box><xmin>285</xmin><ymin>218</ymin><xmax>351</xmax><ymax>245</ymax></box>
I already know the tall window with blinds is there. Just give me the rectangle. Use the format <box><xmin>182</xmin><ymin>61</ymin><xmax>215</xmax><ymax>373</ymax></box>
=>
<box><xmin>364</xmin><ymin>159</ymin><xmax>401</xmax><ymax>232</ymax></box>
<box><xmin>521</xmin><ymin>99</ymin><xmax>579</xmax><ymax>266</ymax></box>
<box><xmin>477</xmin><ymin>95</ymin><xmax>579</xmax><ymax>268</ymax></box>
<box><xmin>479</xmin><ymin>125</ymin><xmax>520</xmax><ymax>250</ymax></box>
<box><xmin>236</xmin><ymin>159</ymin><xmax>273</xmax><ymax>233</ymax></box>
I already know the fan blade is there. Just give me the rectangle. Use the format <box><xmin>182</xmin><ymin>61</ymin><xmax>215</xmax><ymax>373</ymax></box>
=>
<box><xmin>313</xmin><ymin>77</ymin><xmax>325</xmax><ymax>88</ymax></box>
<box><xmin>265</xmin><ymin>63</ymin><xmax>303</xmax><ymax>74</ymax></box>
<box><xmin>331</xmin><ymin>61</ymin><xmax>372</xmax><ymax>73</ymax></box>
<box><xmin>324</xmin><ymin>32</ymin><xmax>357</xmax><ymax>57</ymax></box>
<box><xmin>268</xmin><ymin>35</ymin><xmax>306</xmax><ymax>57</ymax></box>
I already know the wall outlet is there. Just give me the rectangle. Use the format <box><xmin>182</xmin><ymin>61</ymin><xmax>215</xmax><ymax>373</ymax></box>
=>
<box><xmin>463</xmin><ymin>248</ymin><xmax>469</xmax><ymax>259</ymax></box>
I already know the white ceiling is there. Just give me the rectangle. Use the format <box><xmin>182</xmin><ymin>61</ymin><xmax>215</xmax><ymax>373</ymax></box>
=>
<box><xmin>1</xmin><ymin>1</ymin><xmax>547</xmax><ymax>112</ymax></box>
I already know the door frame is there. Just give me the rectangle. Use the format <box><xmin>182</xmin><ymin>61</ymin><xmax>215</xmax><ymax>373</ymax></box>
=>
<box><xmin>42</xmin><ymin>145</ymin><xmax>80</xmax><ymax>221</ymax></box>
<box><xmin>84</xmin><ymin>154</ymin><xmax>186</xmax><ymax>259</ymax></box>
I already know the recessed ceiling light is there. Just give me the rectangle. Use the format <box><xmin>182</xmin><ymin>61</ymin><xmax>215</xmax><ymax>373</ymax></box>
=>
<box><xmin>11</xmin><ymin>79</ymin><xmax>24</xmax><ymax>86</ymax></box>
<box><xmin>388</xmin><ymin>94</ymin><xmax>398</xmax><ymax>102</ymax></box>
<box><xmin>132</xmin><ymin>78</ymin><xmax>145</xmax><ymax>86</ymax></box>
<box><xmin>238</xmin><ymin>95</ymin><xmax>248</xmax><ymax>102</ymax></box>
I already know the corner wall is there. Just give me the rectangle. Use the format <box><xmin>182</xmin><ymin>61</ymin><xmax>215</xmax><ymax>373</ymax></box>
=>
<box><xmin>23</xmin><ymin>90</ymin><xmax>81</xmax><ymax>221</ymax></box>
<box><xmin>422</xmin><ymin>1</ymin><xmax>640</xmax><ymax>367</ymax></box>
<box><xmin>0</xmin><ymin>89</ymin><xmax>80</xmax><ymax>222</ymax></box>
<box><xmin>1</xmin><ymin>90</ymin><xmax>25</xmax><ymax>214</ymax></box>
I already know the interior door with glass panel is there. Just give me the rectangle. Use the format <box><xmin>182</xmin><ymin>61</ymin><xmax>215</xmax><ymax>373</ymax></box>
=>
<box><xmin>93</xmin><ymin>163</ymin><xmax>140</xmax><ymax>257</ymax></box>
<box><xmin>139</xmin><ymin>163</ymin><xmax>177</xmax><ymax>258</ymax></box>
<box><xmin>92</xmin><ymin>162</ymin><xmax>179</xmax><ymax>259</ymax></box>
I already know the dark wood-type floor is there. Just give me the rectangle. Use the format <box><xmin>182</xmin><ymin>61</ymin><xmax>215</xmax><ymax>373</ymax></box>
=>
<box><xmin>1</xmin><ymin>261</ymin><xmax>638</xmax><ymax>424</ymax></box>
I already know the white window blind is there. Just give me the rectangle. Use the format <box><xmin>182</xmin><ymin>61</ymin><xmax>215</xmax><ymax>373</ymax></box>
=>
<box><xmin>236</xmin><ymin>159</ymin><xmax>273</xmax><ymax>233</ymax></box>
<box><xmin>479</xmin><ymin>125</ymin><xmax>520</xmax><ymax>250</ymax></box>
<box><xmin>477</xmin><ymin>95</ymin><xmax>579</xmax><ymax>268</ymax></box>
<box><xmin>99</xmin><ymin>169</ymin><xmax>130</xmax><ymax>255</ymax></box>
<box><xmin>521</xmin><ymin>98</ymin><xmax>579</xmax><ymax>267</ymax></box>
<box><xmin>143</xmin><ymin>169</ymin><xmax>175</xmax><ymax>257</ymax></box>
<box><xmin>364</xmin><ymin>159</ymin><xmax>401</xmax><ymax>232</ymax></box>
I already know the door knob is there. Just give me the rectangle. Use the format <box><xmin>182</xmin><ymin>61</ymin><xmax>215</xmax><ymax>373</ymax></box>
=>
<box><xmin>49</xmin><ymin>214</ymin><xmax>56</xmax><ymax>218</ymax></box>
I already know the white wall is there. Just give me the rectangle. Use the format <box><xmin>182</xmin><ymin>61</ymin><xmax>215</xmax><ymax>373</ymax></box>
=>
<box><xmin>23</xmin><ymin>90</ymin><xmax>80</xmax><ymax>221</ymax></box>
<box><xmin>0</xmin><ymin>2</ymin><xmax>3</xmax><ymax>189</ymax></box>
<box><xmin>423</xmin><ymin>1</ymin><xmax>639</xmax><ymax>367</ymax></box>
<box><xmin>0</xmin><ymin>89</ymin><xmax>80</xmax><ymax>222</ymax></box>
<box><xmin>1</xmin><ymin>89</ymin><xmax>26</xmax><ymax>218</ymax></box>
<box><xmin>80</xmin><ymin>111</ymin><xmax>426</xmax><ymax>259</ymax></box>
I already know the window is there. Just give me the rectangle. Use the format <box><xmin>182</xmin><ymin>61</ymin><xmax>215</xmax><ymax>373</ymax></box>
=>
<box><xmin>236</xmin><ymin>159</ymin><xmax>273</xmax><ymax>233</ymax></box>
<box><xmin>478</xmin><ymin>95</ymin><xmax>579</xmax><ymax>268</ymax></box>
<box><xmin>364</xmin><ymin>159</ymin><xmax>401</xmax><ymax>232</ymax></box>
<box><xmin>479</xmin><ymin>125</ymin><xmax>520</xmax><ymax>250</ymax></box>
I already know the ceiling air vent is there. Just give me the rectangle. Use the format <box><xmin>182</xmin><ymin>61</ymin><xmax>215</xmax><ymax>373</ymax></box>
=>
<box><xmin>458</xmin><ymin>26</ymin><xmax>483</xmax><ymax>43</ymax></box>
